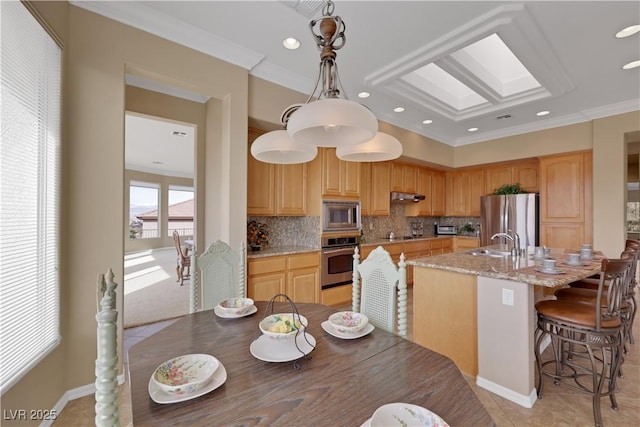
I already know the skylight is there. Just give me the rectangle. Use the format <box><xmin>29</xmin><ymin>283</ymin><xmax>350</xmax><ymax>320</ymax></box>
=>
<box><xmin>401</xmin><ymin>63</ymin><xmax>488</xmax><ymax>111</ymax></box>
<box><xmin>450</xmin><ymin>33</ymin><xmax>541</xmax><ymax>97</ymax></box>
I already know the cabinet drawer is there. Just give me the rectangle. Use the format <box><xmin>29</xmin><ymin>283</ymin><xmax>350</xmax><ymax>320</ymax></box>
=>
<box><xmin>321</xmin><ymin>284</ymin><xmax>352</xmax><ymax>306</ymax></box>
<box><xmin>287</xmin><ymin>252</ymin><xmax>319</xmax><ymax>270</ymax></box>
<box><xmin>248</xmin><ymin>257</ymin><xmax>286</xmax><ymax>276</ymax></box>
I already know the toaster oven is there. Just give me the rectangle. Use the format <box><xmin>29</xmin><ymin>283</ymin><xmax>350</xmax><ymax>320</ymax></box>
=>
<box><xmin>435</xmin><ymin>224</ymin><xmax>458</xmax><ymax>235</ymax></box>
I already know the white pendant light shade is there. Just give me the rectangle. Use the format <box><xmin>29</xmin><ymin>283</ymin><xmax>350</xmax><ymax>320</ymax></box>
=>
<box><xmin>251</xmin><ymin>130</ymin><xmax>317</xmax><ymax>164</ymax></box>
<box><xmin>336</xmin><ymin>132</ymin><xmax>403</xmax><ymax>162</ymax></box>
<box><xmin>287</xmin><ymin>98</ymin><xmax>378</xmax><ymax>148</ymax></box>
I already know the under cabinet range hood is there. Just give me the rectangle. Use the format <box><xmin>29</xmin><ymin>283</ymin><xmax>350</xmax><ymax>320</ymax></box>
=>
<box><xmin>390</xmin><ymin>192</ymin><xmax>426</xmax><ymax>203</ymax></box>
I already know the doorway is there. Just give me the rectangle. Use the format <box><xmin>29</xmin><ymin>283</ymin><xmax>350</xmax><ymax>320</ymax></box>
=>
<box><xmin>124</xmin><ymin>111</ymin><xmax>196</xmax><ymax>328</ymax></box>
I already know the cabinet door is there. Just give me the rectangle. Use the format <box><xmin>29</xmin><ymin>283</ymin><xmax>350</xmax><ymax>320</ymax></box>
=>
<box><xmin>360</xmin><ymin>162</ymin><xmax>372</xmax><ymax>216</ymax></box>
<box><xmin>321</xmin><ymin>148</ymin><xmax>343</xmax><ymax>196</ymax></box>
<box><xmin>410</xmin><ymin>168</ymin><xmax>433</xmax><ymax>216</ymax></box>
<box><xmin>343</xmin><ymin>160</ymin><xmax>361</xmax><ymax>197</ymax></box>
<box><xmin>370</xmin><ymin>162</ymin><xmax>391</xmax><ymax>216</ymax></box>
<box><xmin>540</xmin><ymin>153</ymin><xmax>586</xmax><ymax>223</ymax></box>
<box><xmin>288</xmin><ymin>266</ymin><xmax>319</xmax><ymax>303</ymax></box>
<box><xmin>514</xmin><ymin>159</ymin><xmax>539</xmax><ymax>192</ymax></box>
<box><xmin>467</xmin><ymin>168</ymin><xmax>485</xmax><ymax>216</ymax></box>
<box><xmin>445</xmin><ymin>171</ymin><xmax>467</xmax><ymax>216</ymax></box>
<box><xmin>485</xmin><ymin>165</ymin><xmax>513</xmax><ymax>195</ymax></box>
<box><xmin>403</xmin><ymin>164</ymin><xmax>418</xmax><ymax>193</ymax></box>
<box><xmin>431</xmin><ymin>172</ymin><xmax>446</xmax><ymax>216</ymax></box>
<box><xmin>247</xmin><ymin>132</ymin><xmax>276</xmax><ymax>215</ymax></box>
<box><xmin>247</xmin><ymin>273</ymin><xmax>286</xmax><ymax>301</ymax></box>
<box><xmin>276</xmin><ymin>163</ymin><xmax>307</xmax><ymax>215</ymax></box>
<box><xmin>390</xmin><ymin>162</ymin><xmax>404</xmax><ymax>192</ymax></box>
<box><xmin>540</xmin><ymin>223</ymin><xmax>584</xmax><ymax>250</ymax></box>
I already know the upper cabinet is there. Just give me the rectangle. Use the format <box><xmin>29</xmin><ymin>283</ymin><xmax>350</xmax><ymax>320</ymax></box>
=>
<box><xmin>391</xmin><ymin>162</ymin><xmax>418</xmax><ymax>193</ymax></box>
<box><xmin>321</xmin><ymin>148</ymin><xmax>360</xmax><ymax>199</ymax></box>
<box><xmin>485</xmin><ymin>158</ymin><xmax>539</xmax><ymax>194</ymax></box>
<box><xmin>247</xmin><ymin>127</ymin><xmax>310</xmax><ymax>216</ymax></box>
<box><xmin>445</xmin><ymin>168</ymin><xmax>485</xmax><ymax>216</ymax></box>
<box><xmin>539</xmin><ymin>151</ymin><xmax>592</xmax><ymax>249</ymax></box>
<box><xmin>407</xmin><ymin>168</ymin><xmax>446</xmax><ymax>217</ymax></box>
<box><xmin>361</xmin><ymin>161</ymin><xmax>391</xmax><ymax>216</ymax></box>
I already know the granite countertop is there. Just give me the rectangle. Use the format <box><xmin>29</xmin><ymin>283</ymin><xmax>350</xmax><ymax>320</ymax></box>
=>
<box><xmin>407</xmin><ymin>245</ymin><xmax>602</xmax><ymax>287</ymax></box>
<box><xmin>363</xmin><ymin>235</ymin><xmax>472</xmax><ymax>247</ymax></box>
<box><xmin>247</xmin><ymin>245</ymin><xmax>320</xmax><ymax>258</ymax></box>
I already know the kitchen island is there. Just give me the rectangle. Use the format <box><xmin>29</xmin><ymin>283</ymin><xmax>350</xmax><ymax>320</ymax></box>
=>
<box><xmin>408</xmin><ymin>246</ymin><xmax>602</xmax><ymax>408</ymax></box>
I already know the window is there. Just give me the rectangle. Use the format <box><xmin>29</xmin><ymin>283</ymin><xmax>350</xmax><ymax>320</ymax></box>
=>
<box><xmin>167</xmin><ymin>186</ymin><xmax>194</xmax><ymax>237</ymax></box>
<box><xmin>129</xmin><ymin>182</ymin><xmax>160</xmax><ymax>239</ymax></box>
<box><xmin>0</xmin><ymin>2</ymin><xmax>62</xmax><ymax>393</ymax></box>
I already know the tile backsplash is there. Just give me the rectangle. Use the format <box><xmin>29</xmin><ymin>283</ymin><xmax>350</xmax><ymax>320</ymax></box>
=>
<box><xmin>248</xmin><ymin>216</ymin><xmax>320</xmax><ymax>248</ymax></box>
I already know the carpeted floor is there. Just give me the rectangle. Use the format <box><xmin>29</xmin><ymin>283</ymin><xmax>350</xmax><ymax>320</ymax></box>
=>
<box><xmin>123</xmin><ymin>248</ymin><xmax>190</xmax><ymax>328</ymax></box>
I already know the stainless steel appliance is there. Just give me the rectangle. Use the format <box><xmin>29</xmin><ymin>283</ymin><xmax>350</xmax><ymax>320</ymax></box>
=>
<box><xmin>322</xmin><ymin>200</ymin><xmax>360</xmax><ymax>233</ymax></box>
<box><xmin>480</xmin><ymin>193</ymin><xmax>539</xmax><ymax>248</ymax></box>
<box><xmin>321</xmin><ymin>236</ymin><xmax>359</xmax><ymax>289</ymax></box>
<box><xmin>390</xmin><ymin>191</ymin><xmax>426</xmax><ymax>203</ymax></box>
<box><xmin>435</xmin><ymin>224</ymin><xmax>458</xmax><ymax>235</ymax></box>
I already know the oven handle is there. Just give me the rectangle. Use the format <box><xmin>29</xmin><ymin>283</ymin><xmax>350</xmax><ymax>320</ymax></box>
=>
<box><xmin>321</xmin><ymin>247</ymin><xmax>356</xmax><ymax>255</ymax></box>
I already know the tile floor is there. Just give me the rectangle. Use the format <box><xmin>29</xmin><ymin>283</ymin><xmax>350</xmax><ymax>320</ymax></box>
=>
<box><xmin>54</xmin><ymin>287</ymin><xmax>639</xmax><ymax>426</ymax></box>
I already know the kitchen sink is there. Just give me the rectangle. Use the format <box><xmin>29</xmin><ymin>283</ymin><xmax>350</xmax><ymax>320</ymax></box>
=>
<box><xmin>466</xmin><ymin>248</ymin><xmax>512</xmax><ymax>258</ymax></box>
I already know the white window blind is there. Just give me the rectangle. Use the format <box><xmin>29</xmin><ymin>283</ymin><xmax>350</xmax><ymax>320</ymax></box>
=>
<box><xmin>0</xmin><ymin>1</ymin><xmax>62</xmax><ymax>394</ymax></box>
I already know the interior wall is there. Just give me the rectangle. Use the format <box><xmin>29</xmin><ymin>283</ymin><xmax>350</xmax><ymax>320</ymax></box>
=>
<box><xmin>1</xmin><ymin>2</ymin><xmax>248</xmax><ymax>420</ymax></box>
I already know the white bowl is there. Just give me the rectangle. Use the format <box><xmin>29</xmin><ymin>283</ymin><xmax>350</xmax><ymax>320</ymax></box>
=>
<box><xmin>371</xmin><ymin>403</ymin><xmax>449</xmax><ymax>427</ymax></box>
<box><xmin>152</xmin><ymin>354</ymin><xmax>219</xmax><ymax>395</ymax></box>
<box><xmin>328</xmin><ymin>311</ymin><xmax>368</xmax><ymax>333</ymax></box>
<box><xmin>259</xmin><ymin>313</ymin><xmax>308</xmax><ymax>340</ymax></box>
<box><xmin>217</xmin><ymin>297</ymin><xmax>254</xmax><ymax>316</ymax></box>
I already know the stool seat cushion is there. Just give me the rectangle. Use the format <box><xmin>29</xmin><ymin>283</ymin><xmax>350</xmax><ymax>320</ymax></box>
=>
<box><xmin>535</xmin><ymin>299</ymin><xmax>622</xmax><ymax>329</ymax></box>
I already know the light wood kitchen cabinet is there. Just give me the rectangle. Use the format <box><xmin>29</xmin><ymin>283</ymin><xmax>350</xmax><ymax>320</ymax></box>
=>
<box><xmin>431</xmin><ymin>171</ymin><xmax>446</xmax><ymax>216</ymax></box>
<box><xmin>539</xmin><ymin>151</ymin><xmax>592</xmax><ymax>249</ymax></box>
<box><xmin>248</xmin><ymin>127</ymin><xmax>308</xmax><ymax>216</ymax></box>
<box><xmin>485</xmin><ymin>158</ymin><xmax>539</xmax><ymax>194</ymax></box>
<box><xmin>445</xmin><ymin>169</ymin><xmax>485</xmax><ymax>216</ymax></box>
<box><xmin>321</xmin><ymin>148</ymin><xmax>360</xmax><ymax>198</ymax></box>
<box><xmin>360</xmin><ymin>161</ymin><xmax>391</xmax><ymax>216</ymax></box>
<box><xmin>408</xmin><ymin>167</ymin><xmax>433</xmax><ymax>216</ymax></box>
<box><xmin>454</xmin><ymin>237</ymin><xmax>480</xmax><ymax>251</ymax></box>
<box><xmin>391</xmin><ymin>162</ymin><xmax>418</xmax><ymax>193</ymax></box>
<box><xmin>248</xmin><ymin>252</ymin><xmax>320</xmax><ymax>303</ymax></box>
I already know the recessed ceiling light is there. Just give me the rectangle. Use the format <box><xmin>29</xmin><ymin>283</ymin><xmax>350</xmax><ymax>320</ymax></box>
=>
<box><xmin>468</xmin><ymin>127</ymin><xmax>478</xmax><ymax>132</ymax></box>
<box><xmin>393</xmin><ymin>107</ymin><xmax>405</xmax><ymax>113</ymax></box>
<box><xmin>616</xmin><ymin>25</ymin><xmax>640</xmax><ymax>38</ymax></box>
<box><xmin>422</xmin><ymin>119</ymin><xmax>433</xmax><ymax>124</ymax></box>
<box><xmin>622</xmin><ymin>60</ymin><xmax>640</xmax><ymax>70</ymax></box>
<box><xmin>282</xmin><ymin>37</ymin><xmax>300</xmax><ymax>50</ymax></box>
<box><xmin>358</xmin><ymin>91</ymin><xmax>370</xmax><ymax>98</ymax></box>
<box><xmin>536</xmin><ymin>110</ymin><xmax>550</xmax><ymax>116</ymax></box>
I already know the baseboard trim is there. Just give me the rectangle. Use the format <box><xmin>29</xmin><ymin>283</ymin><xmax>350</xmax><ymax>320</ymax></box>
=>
<box><xmin>476</xmin><ymin>376</ymin><xmax>537</xmax><ymax>408</ymax></box>
<box><xmin>42</xmin><ymin>374</ymin><xmax>125</xmax><ymax>427</ymax></box>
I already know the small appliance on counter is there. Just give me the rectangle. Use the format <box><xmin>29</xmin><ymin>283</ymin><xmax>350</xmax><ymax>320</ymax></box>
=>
<box><xmin>435</xmin><ymin>224</ymin><xmax>457</xmax><ymax>235</ymax></box>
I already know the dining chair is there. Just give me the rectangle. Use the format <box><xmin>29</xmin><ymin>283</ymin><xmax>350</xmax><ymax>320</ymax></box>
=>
<box><xmin>95</xmin><ymin>269</ymin><xmax>120</xmax><ymax>427</ymax></box>
<box><xmin>188</xmin><ymin>240</ymin><xmax>246</xmax><ymax>313</ymax></box>
<box><xmin>351</xmin><ymin>246</ymin><xmax>407</xmax><ymax>337</ymax></box>
<box><xmin>173</xmin><ymin>230</ymin><xmax>191</xmax><ymax>286</ymax></box>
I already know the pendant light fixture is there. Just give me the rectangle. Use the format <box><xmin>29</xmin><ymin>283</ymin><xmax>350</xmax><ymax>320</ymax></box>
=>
<box><xmin>251</xmin><ymin>0</ymin><xmax>402</xmax><ymax>164</ymax></box>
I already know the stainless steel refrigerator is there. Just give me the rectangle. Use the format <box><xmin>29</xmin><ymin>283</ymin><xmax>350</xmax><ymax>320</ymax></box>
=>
<box><xmin>479</xmin><ymin>193</ymin><xmax>539</xmax><ymax>248</ymax></box>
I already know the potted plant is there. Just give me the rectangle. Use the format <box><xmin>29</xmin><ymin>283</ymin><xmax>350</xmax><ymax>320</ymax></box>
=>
<box><xmin>492</xmin><ymin>183</ymin><xmax>527</xmax><ymax>194</ymax></box>
<box><xmin>247</xmin><ymin>220</ymin><xmax>269</xmax><ymax>251</ymax></box>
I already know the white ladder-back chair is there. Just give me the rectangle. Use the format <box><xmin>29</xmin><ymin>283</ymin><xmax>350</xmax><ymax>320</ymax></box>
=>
<box><xmin>95</xmin><ymin>269</ymin><xmax>120</xmax><ymax>427</ymax></box>
<box><xmin>189</xmin><ymin>241</ymin><xmax>246</xmax><ymax>313</ymax></box>
<box><xmin>352</xmin><ymin>246</ymin><xmax>407</xmax><ymax>337</ymax></box>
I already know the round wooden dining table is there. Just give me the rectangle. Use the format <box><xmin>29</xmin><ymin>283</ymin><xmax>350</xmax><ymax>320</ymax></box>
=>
<box><xmin>127</xmin><ymin>301</ymin><xmax>495</xmax><ymax>426</ymax></box>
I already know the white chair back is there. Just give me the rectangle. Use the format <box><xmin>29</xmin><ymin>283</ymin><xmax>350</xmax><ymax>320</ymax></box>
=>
<box><xmin>95</xmin><ymin>269</ymin><xmax>120</xmax><ymax>427</ymax></box>
<box><xmin>189</xmin><ymin>241</ymin><xmax>246</xmax><ymax>312</ymax></box>
<box><xmin>352</xmin><ymin>246</ymin><xmax>407</xmax><ymax>337</ymax></box>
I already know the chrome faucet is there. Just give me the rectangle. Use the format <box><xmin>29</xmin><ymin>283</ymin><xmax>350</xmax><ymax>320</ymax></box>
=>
<box><xmin>491</xmin><ymin>231</ymin><xmax>522</xmax><ymax>257</ymax></box>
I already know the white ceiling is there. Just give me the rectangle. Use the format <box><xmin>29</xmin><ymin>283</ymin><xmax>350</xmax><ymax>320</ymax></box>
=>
<box><xmin>78</xmin><ymin>1</ymin><xmax>640</xmax><ymax>174</ymax></box>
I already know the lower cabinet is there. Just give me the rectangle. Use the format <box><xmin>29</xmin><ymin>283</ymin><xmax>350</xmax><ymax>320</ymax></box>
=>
<box><xmin>453</xmin><ymin>237</ymin><xmax>480</xmax><ymax>251</ymax></box>
<box><xmin>248</xmin><ymin>252</ymin><xmax>320</xmax><ymax>303</ymax></box>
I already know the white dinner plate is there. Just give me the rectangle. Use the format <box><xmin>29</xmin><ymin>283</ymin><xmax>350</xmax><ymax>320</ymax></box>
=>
<box><xmin>148</xmin><ymin>361</ymin><xmax>227</xmax><ymax>404</ymax></box>
<box><xmin>534</xmin><ymin>268</ymin><xmax>566</xmax><ymax>275</ymax></box>
<box><xmin>250</xmin><ymin>333</ymin><xmax>316</xmax><ymax>362</ymax></box>
<box><xmin>214</xmin><ymin>304</ymin><xmax>257</xmax><ymax>319</ymax></box>
<box><xmin>321</xmin><ymin>320</ymin><xmax>375</xmax><ymax>339</ymax></box>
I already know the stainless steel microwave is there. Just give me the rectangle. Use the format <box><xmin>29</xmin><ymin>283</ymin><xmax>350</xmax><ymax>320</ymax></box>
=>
<box><xmin>435</xmin><ymin>224</ymin><xmax>458</xmax><ymax>235</ymax></box>
<box><xmin>322</xmin><ymin>200</ymin><xmax>361</xmax><ymax>233</ymax></box>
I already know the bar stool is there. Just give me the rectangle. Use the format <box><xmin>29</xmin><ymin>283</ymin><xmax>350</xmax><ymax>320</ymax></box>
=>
<box><xmin>534</xmin><ymin>257</ymin><xmax>632</xmax><ymax>427</ymax></box>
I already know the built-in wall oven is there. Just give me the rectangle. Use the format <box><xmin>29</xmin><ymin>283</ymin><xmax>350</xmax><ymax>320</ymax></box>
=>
<box><xmin>321</xmin><ymin>236</ymin><xmax>360</xmax><ymax>289</ymax></box>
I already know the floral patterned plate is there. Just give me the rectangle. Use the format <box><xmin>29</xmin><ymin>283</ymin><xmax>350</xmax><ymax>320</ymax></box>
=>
<box><xmin>321</xmin><ymin>320</ymin><xmax>374</xmax><ymax>340</ymax></box>
<box><xmin>214</xmin><ymin>304</ymin><xmax>257</xmax><ymax>319</ymax></box>
<box><xmin>148</xmin><ymin>361</ymin><xmax>227</xmax><ymax>404</ymax></box>
<box><xmin>366</xmin><ymin>403</ymin><xmax>449</xmax><ymax>427</ymax></box>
